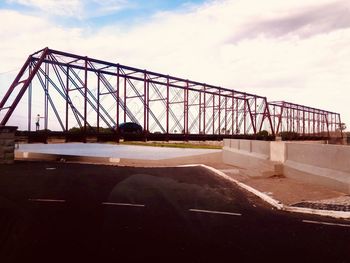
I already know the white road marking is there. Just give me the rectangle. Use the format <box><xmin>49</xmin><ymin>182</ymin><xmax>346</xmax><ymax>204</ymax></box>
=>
<box><xmin>102</xmin><ymin>202</ymin><xmax>145</xmax><ymax>208</ymax></box>
<box><xmin>46</xmin><ymin>167</ymin><xmax>56</xmax><ymax>170</ymax></box>
<box><xmin>302</xmin><ymin>220</ymin><xmax>350</xmax><ymax>228</ymax></box>
<box><xmin>28</xmin><ymin>198</ymin><xmax>66</xmax><ymax>203</ymax></box>
<box><xmin>189</xmin><ymin>208</ymin><xmax>242</xmax><ymax>216</ymax></box>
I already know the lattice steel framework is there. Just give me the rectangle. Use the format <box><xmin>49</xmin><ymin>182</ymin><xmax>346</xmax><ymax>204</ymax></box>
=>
<box><xmin>269</xmin><ymin>101</ymin><xmax>342</xmax><ymax>137</ymax></box>
<box><xmin>0</xmin><ymin>48</ymin><xmax>343</xmax><ymax>138</ymax></box>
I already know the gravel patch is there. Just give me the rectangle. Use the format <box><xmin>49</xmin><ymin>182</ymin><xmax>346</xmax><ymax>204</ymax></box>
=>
<box><xmin>292</xmin><ymin>196</ymin><xmax>350</xmax><ymax>212</ymax></box>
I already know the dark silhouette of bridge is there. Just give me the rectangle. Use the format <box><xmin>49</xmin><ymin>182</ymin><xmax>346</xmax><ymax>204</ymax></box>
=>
<box><xmin>0</xmin><ymin>48</ymin><xmax>342</xmax><ymax>141</ymax></box>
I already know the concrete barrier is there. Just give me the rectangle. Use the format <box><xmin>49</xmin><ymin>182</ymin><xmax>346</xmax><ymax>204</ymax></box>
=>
<box><xmin>0</xmin><ymin>126</ymin><xmax>18</xmax><ymax>164</ymax></box>
<box><xmin>223</xmin><ymin>139</ymin><xmax>277</xmax><ymax>177</ymax></box>
<box><xmin>223</xmin><ymin>139</ymin><xmax>350</xmax><ymax>194</ymax></box>
<box><xmin>283</xmin><ymin>143</ymin><xmax>350</xmax><ymax>193</ymax></box>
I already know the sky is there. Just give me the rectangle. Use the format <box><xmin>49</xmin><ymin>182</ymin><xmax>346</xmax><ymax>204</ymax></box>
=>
<box><xmin>0</xmin><ymin>0</ymin><xmax>349</xmax><ymax>130</ymax></box>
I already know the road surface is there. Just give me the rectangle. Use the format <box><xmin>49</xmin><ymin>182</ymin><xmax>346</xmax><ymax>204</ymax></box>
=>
<box><xmin>0</xmin><ymin>161</ymin><xmax>349</xmax><ymax>262</ymax></box>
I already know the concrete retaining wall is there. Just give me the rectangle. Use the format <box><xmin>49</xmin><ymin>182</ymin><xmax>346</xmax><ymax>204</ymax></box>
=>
<box><xmin>223</xmin><ymin>139</ymin><xmax>350</xmax><ymax>193</ymax></box>
<box><xmin>0</xmin><ymin>126</ymin><xmax>17</xmax><ymax>164</ymax></box>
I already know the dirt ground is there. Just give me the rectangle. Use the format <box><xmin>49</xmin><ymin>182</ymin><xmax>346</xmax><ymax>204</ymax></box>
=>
<box><xmin>122</xmin><ymin>151</ymin><xmax>347</xmax><ymax>206</ymax></box>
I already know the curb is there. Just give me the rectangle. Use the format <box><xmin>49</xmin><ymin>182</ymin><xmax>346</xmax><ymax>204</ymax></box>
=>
<box><xmin>196</xmin><ymin>164</ymin><xmax>350</xmax><ymax>220</ymax></box>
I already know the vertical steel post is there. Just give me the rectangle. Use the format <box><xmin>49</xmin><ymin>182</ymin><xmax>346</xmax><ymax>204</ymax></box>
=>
<box><xmin>124</xmin><ymin>77</ymin><xmax>127</xmax><ymax>123</ymax></box>
<box><xmin>330</xmin><ymin>114</ymin><xmax>333</xmax><ymax>132</ymax></box>
<box><xmin>286</xmin><ymin>108</ymin><xmax>289</xmax><ymax>132</ymax></box>
<box><xmin>292</xmin><ymin>109</ymin><xmax>295</xmax><ymax>132</ymax></box>
<box><xmin>264</xmin><ymin>99</ymin><xmax>275</xmax><ymax>136</ymax></box>
<box><xmin>199</xmin><ymin>90</ymin><xmax>201</xmax><ymax>134</ymax></box>
<box><xmin>224</xmin><ymin>96</ymin><xmax>227</xmax><ymax>135</ymax></box>
<box><xmin>28</xmin><ymin>62</ymin><xmax>32</xmax><ymax>132</ymax></box>
<box><xmin>308</xmin><ymin>111</ymin><xmax>310</xmax><ymax>134</ymax></box>
<box><xmin>315</xmin><ymin>112</ymin><xmax>318</xmax><ymax>135</ymax></box>
<box><xmin>231</xmin><ymin>91</ymin><xmax>234</xmax><ymax>135</ymax></box>
<box><xmin>297</xmin><ymin>108</ymin><xmax>299</xmax><ymax>134</ymax></box>
<box><xmin>321</xmin><ymin>114</ymin><xmax>325</xmax><ymax>135</ymax></box>
<box><xmin>97</xmin><ymin>71</ymin><xmax>100</xmax><ymax>133</ymax></box>
<box><xmin>186</xmin><ymin>83</ymin><xmax>189</xmax><ymax>134</ymax></box>
<box><xmin>276</xmin><ymin>102</ymin><xmax>284</xmax><ymax>135</ymax></box>
<box><xmin>203</xmin><ymin>85</ymin><xmax>206</xmax><ymax>134</ymax></box>
<box><xmin>273</xmin><ymin>105</ymin><xmax>276</xmax><ymax>132</ymax></box>
<box><xmin>218</xmin><ymin>90</ymin><xmax>221</xmax><ymax>135</ymax></box>
<box><xmin>243</xmin><ymin>95</ymin><xmax>246</xmax><ymax>135</ymax></box>
<box><xmin>212</xmin><ymin>94</ymin><xmax>215</xmax><ymax>134</ymax></box>
<box><xmin>183</xmin><ymin>83</ymin><xmax>186</xmax><ymax>134</ymax></box>
<box><xmin>302</xmin><ymin>109</ymin><xmax>305</xmax><ymax>136</ymax></box>
<box><xmin>166</xmin><ymin>77</ymin><xmax>169</xmax><ymax>134</ymax></box>
<box><xmin>146</xmin><ymin>76</ymin><xmax>150</xmax><ymax>133</ymax></box>
<box><xmin>184</xmin><ymin>81</ymin><xmax>189</xmax><ymax>134</ymax></box>
<box><xmin>84</xmin><ymin>57</ymin><xmax>88</xmax><ymax>134</ymax></box>
<box><xmin>292</xmin><ymin>108</ymin><xmax>294</xmax><ymax>132</ymax></box>
<box><xmin>44</xmin><ymin>62</ymin><xmax>49</xmax><ymax>130</ymax></box>
<box><xmin>116</xmin><ymin>66</ymin><xmax>120</xmax><ymax>128</ymax></box>
<box><xmin>236</xmin><ymin>98</ymin><xmax>238</xmax><ymax>134</ymax></box>
<box><xmin>247</xmin><ymin>100</ymin><xmax>256</xmax><ymax>134</ymax></box>
<box><xmin>326</xmin><ymin>114</ymin><xmax>330</xmax><ymax>137</ymax></box>
<box><xmin>65</xmin><ymin>66</ymin><xmax>69</xmax><ymax>132</ymax></box>
<box><xmin>144</xmin><ymin>72</ymin><xmax>147</xmax><ymax>132</ymax></box>
<box><xmin>339</xmin><ymin>114</ymin><xmax>343</xmax><ymax>137</ymax></box>
<box><xmin>254</xmin><ymin>97</ymin><xmax>257</xmax><ymax>134</ymax></box>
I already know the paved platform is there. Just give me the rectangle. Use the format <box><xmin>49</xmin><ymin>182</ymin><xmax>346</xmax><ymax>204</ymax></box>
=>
<box><xmin>17</xmin><ymin>143</ymin><xmax>221</xmax><ymax>160</ymax></box>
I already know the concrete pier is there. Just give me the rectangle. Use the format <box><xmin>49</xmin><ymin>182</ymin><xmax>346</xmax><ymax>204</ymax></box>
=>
<box><xmin>0</xmin><ymin>126</ymin><xmax>17</xmax><ymax>164</ymax></box>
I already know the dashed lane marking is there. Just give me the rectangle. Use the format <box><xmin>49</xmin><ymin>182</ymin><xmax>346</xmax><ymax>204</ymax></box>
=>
<box><xmin>302</xmin><ymin>220</ymin><xmax>350</xmax><ymax>228</ymax></box>
<box><xmin>189</xmin><ymin>208</ymin><xmax>242</xmax><ymax>216</ymax></box>
<box><xmin>102</xmin><ymin>202</ymin><xmax>145</xmax><ymax>208</ymax></box>
<box><xmin>28</xmin><ymin>198</ymin><xmax>66</xmax><ymax>203</ymax></box>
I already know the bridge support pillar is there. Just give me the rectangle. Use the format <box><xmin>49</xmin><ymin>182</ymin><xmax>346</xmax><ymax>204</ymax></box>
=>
<box><xmin>0</xmin><ymin>126</ymin><xmax>18</xmax><ymax>164</ymax></box>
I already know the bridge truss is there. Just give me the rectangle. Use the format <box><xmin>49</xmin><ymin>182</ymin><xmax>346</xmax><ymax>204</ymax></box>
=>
<box><xmin>0</xmin><ymin>48</ymin><xmax>343</xmax><ymax>140</ymax></box>
<box><xmin>269</xmin><ymin>101</ymin><xmax>341</xmax><ymax>137</ymax></box>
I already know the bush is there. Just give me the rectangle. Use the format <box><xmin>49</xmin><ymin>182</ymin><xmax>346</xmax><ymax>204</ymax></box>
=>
<box><xmin>279</xmin><ymin>131</ymin><xmax>299</xmax><ymax>140</ymax></box>
<box><xmin>257</xmin><ymin>130</ymin><xmax>269</xmax><ymax>137</ymax></box>
<box><xmin>68</xmin><ymin>126</ymin><xmax>114</xmax><ymax>134</ymax></box>
<box><xmin>68</xmin><ymin>127</ymin><xmax>83</xmax><ymax>133</ymax></box>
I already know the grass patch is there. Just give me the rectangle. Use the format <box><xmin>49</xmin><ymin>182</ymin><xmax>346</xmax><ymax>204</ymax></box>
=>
<box><xmin>119</xmin><ymin>141</ymin><xmax>222</xmax><ymax>149</ymax></box>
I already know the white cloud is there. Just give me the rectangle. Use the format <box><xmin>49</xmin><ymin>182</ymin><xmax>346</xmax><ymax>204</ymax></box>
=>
<box><xmin>91</xmin><ymin>0</ymin><xmax>131</xmax><ymax>13</ymax></box>
<box><xmin>6</xmin><ymin>0</ymin><xmax>131</xmax><ymax>18</ymax></box>
<box><xmin>7</xmin><ymin>0</ymin><xmax>82</xmax><ymax>17</ymax></box>
<box><xmin>1</xmin><ymin>0</ymin><xmax>350</xmax><ymax>129</ymax></box>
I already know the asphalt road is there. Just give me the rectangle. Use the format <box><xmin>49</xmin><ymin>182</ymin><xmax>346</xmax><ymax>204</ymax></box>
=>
<box><xmin>0</xmin><ymin>161</ymin><xmax>350</xmax><ymax>263</ymax></box>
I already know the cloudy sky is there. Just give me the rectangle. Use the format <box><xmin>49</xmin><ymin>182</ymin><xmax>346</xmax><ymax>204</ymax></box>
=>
<box><xmin>0</xmin><ymin>0</ymin><xmax>349</xmax><ymax>130</ymax></box>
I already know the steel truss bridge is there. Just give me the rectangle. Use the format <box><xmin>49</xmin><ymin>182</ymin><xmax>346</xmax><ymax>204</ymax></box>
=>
<box><xmin>0</xmin><ymin>48</ymin><xmax>343</xmax><ymax>141</ymax></box>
